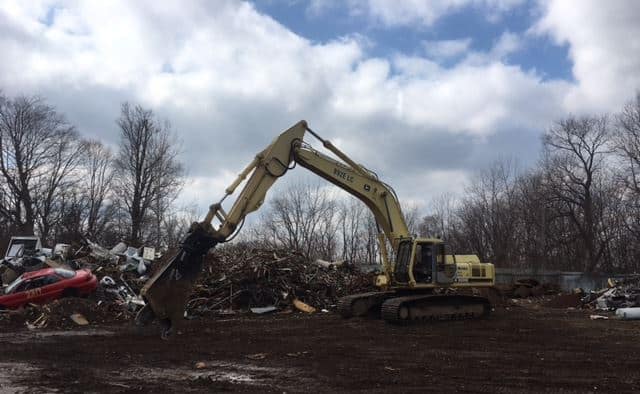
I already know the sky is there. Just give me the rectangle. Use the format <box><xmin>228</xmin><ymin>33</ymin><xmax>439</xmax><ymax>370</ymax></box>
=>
<box><xmin>1</xmin><ymin>0</ymin><xmax>639</xmax><ymax>217</ymax></box>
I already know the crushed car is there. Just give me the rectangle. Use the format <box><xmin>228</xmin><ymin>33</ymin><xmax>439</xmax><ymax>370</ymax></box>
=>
<box><xmin>0</xmin><ymin>267</ymin><xmax>98</xmax><ymax>310</ymax></box>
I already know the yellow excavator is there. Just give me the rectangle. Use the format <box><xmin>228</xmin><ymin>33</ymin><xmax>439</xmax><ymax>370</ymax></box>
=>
<box><xmin>136</xmin><ymin>121</ymin><xmax>495</xmax><ymax>337</ymax></box>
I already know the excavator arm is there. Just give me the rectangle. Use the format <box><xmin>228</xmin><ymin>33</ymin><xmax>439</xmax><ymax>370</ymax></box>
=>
<box><xmin>207</xmin><ymin>120</ymin><xmax>410</xmax><ymax>268</ymax></box>
<box><xmin>138</xmin><ymin>120</ymin><xmax>412</xmax><ymax>336</ymax></box>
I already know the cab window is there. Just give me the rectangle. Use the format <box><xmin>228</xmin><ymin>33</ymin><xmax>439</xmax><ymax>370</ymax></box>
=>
<box><xmin>42</xmin><ymin>275</ymin><xmax>61</xmax><ymax>286</ymax></box>
<box><xmin>396</xmin><ymin>241</ymin><xmax>412</xmax><ymax>267</ymax></box>
<box><xmin>393</xmin><ymin>241</ymin><xmax>413</xmax><ymax>283</ymax></box>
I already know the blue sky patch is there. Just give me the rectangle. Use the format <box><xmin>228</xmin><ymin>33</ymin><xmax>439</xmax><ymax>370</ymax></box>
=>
<box><xmin>42</xmin><ymin>5</ymin><xmax>59</xmax><ymax>27</ymax></box>
<box><xmin>253</xmin><ymin>0</ymin><xmax>573</xmax><ymax>81</ymax></box>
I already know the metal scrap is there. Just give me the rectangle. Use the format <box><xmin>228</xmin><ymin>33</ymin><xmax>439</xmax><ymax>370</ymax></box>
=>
<box><xmin>99</xmin><ymin>275</ymin><xmax>146</xmax><ymax>311</ymax></box>
<box><xmin>615</xmin><ymin>307</ymin><xmax>640</xmax><ymax>320</ymax></box>
<box><xmin>250</xmin><ymin>306</ymin><xmax>277</xmax><ymax>314</ymax></box>
<box><xmin>25</xmin><ymin>313</ymin><xmax>47</xmax><ymax>330</ymax></box>
<box><xmin>582</xmin><ymin>276</ymin><xmax>640</xmax><ymax>311</ymax></box>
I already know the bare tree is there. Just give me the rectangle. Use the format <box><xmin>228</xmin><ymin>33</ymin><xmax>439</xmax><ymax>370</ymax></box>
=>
<box><xmin>113</xmin><ymin>103</ymin><xmax>183</xmax><ymax>246</ymax></box>
<box><xmin>512</xmin><ymin>170</ymin><xmax>551</xmax><ymax>268</ymax></box>
<box><xmin>362</xmin><ymin>213</ymin><xmax>381</xmax><ymax>266</ymax></box>
<box><xmin>339</xmin><ymin>199</ymin><xmax>364</xmax><ymax>263</ymax></box>
<box><xmin>455</xmin><ymin>159</ymin><xmax>520</xmax><ymax>265</ymax></box>
<box><xmin>609</xmin><ymin>93</ymin><xmax>640</xmax><ymax>271</ymax></box>
<box><xmin>402</xmin><ymin>203</ymin><xmax>421</xmax><ymax>237</ymax></box>
<box><xmin>161</xmin><ymin>203</ymin><xmax>200</xmax><ymax>249</ymax></box>
<box><xmin>338</xmin><ymin>199</ymin><xmax>379</xmax><ymax>264</ymax></box>
<box><xmin>34</xmin><ymin>128</ymin><xmax>86</xmax><ymax>241</ymax></box>
<box><xmin>419</xmin><ymin>193</ymin><xmax>457</xmax><ymax>240</ymax></box>
<box><xmin>542</xmin><ymin>115</ymin><xmax>612</xmax><ymax>272</ymax></box>
<box><xmin>82</xmin><ymin>140</ymin><xmax>115</xmax><ymax>239</ymax></box>
<box><xmin>614</xmin><ymin>92</ymin><xmax>640</xmax><ymax>195</ymax></box>
<box><xmin>52</xmin><ymin>188</ymin><xmax>85</xmax><ymax>243</ymax></box>
<box><xmin>256</xmin><ymin>182</ymin><xmax>338</xmax><ymax>260</ymax></box>
<box><xmin>0</xmin><ymin>94</ymin><xmax>77</xmax><ymax>235</ymax></box>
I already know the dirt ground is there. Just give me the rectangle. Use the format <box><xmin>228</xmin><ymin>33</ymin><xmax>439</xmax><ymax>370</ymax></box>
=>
<box><xmin>1</xmin><ymin>304</ymin><xmax>640</xmax><ymax>393</ymax></box>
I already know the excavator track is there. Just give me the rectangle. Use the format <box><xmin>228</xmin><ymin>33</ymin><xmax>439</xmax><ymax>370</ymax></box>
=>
<box><xmin>381</xmin><ymin>294</ymin><xmax>490</xmax><ymax>324</ymax></box>
<box><xmin>337</xmin><ymin>291</ymin><xmax>396</xmax><ymax>318</ymax></box>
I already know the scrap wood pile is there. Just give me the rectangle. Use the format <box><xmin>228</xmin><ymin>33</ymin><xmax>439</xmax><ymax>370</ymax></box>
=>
<box><xmin>187</xmin><ymin>244</ymin><xmax>376</xmax><ymax>315</ymax></box>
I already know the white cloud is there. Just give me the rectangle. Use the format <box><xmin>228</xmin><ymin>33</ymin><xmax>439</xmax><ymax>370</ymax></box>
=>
<box><xmin>458</xmin><ymin>30</ymin><xmax>523</xmax><ymax>67</ymax></box>
<box><xmin>533</xmin><ymin>0</ymin><xmax>640</xmax><ymax>112</ymax></box>
<box><xmin>491</xmin><ymin>31</ymin><xmax>521</xmax><ymax>58</ymax></box>
<box><xmin>0</xmin><ymin>0</ymin><xmax>637</xmax><ymax>216</ymax></box>
<box><xmin>350</xmin><ymin>0</ymin><xmax>525</xmax><ymax>27</ymax></box>
<box><xmin>395</xmin><ymin>62</ymin><xmax>568</xmax><ymax>135</ymax></box>
<box><xmin>422</xmin><ymin>32</ymin><xmax>522</xmax><ymax>66</ymax></box>
<box><xmin>403</xmin><ymin>169</ymin><xmax>471</xmax><ymax>209</ymax></box>
<box><xmin>306</xmin><ymin>0</ymin><xmax>339</xmax><ymax>17</ymax></box>
<box><xmin>179</xmin><ymin>170</ymin><xmax>246</xmax><ymax>216</ymax></box>
<box><xmin>423</xmin><ymin>38</ymin><xmax>472</xmax><ymax>60</ymax></box>
<box><xmin>362</xmin><ymin>0</ymin><xmax>468</xmax><ymax>26</ymax></box>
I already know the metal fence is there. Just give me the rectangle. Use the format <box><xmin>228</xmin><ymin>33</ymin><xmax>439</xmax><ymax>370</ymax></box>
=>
<box><xmin>495</xmin><ymin>268</ymin><xmax>637</xmax><ymax>291</ymax></box>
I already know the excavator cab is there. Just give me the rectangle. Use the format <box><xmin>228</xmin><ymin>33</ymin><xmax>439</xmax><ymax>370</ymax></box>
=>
<box><xmin>413</xmin><ymin>243</ymin><xmax>436</xmax><ymax>284</ymax></box>
<box><xmin>393</xmin><ymin>239</ymin><xmax>455</xmax><ymax>287</ymax></box>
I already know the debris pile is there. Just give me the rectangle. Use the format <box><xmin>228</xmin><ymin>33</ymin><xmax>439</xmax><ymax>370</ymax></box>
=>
<box><xmin>187</xmin><ymin>244</ymin><xmax>376</xmax><ymax>316</ymax></box>
<box><xmin>72</xmin><ymin>238</ymin><xmax>156</xmax><ymax>279</ymax></box>
<box><xmin>96</xmin><ymin>276</ymin><xmax>146</xmax><ymax>311</ymax></box>
<box><xmin>1</xmin><ymin>236</ymin><xmax>52</xmax><ymax>284</ymax></box>
<box><xmin>0</xmin><ymin>235</ymin><xmax>154</xmax><ymax>330</ymax></box>
<box><xmin>0</xmin><ymin>298</ymin><xmax>132</xmax><ymax>329</ymax></box>
<box><xmin>1</xmin><ymin>237</ymin><xmax>378</xmax><ymax>329</ymax></box>
<box><xmin>582</xmin><ymin>276</ymin><xmax>640</xmax><ymax>311</ymax></box>
<box><xmin>66</xmin><ymin>238</ymin><xmax>159</xmax><ymax>304</ymax></box>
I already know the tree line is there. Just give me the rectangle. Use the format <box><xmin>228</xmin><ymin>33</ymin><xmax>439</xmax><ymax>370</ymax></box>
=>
<box><xmin>251</xmin><ymin>94</ymin><xmax>640</xmax><ymax>274</ymax></box>
<box><xmin>0</xmin><ymin>93</ymin><xmax>185</xmax><ymax>249</ymax></box>
<box><xmin>3</xmin><ymin>90</ymin><xmax>640</xmax><ymax>274</ymax></box>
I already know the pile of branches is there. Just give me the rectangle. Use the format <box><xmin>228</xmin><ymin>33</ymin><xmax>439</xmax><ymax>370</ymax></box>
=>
<box><xmin>187</xmin><ymin>244</ymin><xmax>376</xmax><ymax>315</ymax></box>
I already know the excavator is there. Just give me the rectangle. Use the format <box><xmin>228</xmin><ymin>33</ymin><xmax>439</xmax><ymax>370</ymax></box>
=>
<box><xmin>136</xmin><ymin>120</ymin><xmax>495</xmax><ymax>337</ymax></box>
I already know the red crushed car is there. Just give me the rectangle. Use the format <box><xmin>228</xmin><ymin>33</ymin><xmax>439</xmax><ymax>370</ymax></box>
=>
<box><xmin>0</xmin><ymin>268</ymin><xmax>98</xmax><ymax>310</ymax></box>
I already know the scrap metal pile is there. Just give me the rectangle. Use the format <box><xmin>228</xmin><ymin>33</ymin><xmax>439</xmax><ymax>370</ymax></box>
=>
<box><xmin>582</xmin><ymin>276</ymin><xmax>640</xmax><ymax>311</ymax></box>
<box><xmin>0</xmin><ymin>236</ymin><xmax>154</xmax><ymax>328</ymax></box>
<box><xmin>187</xmin><ymin>244</ymin><xmax>376</xmax><ymax>316</ymax></box>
